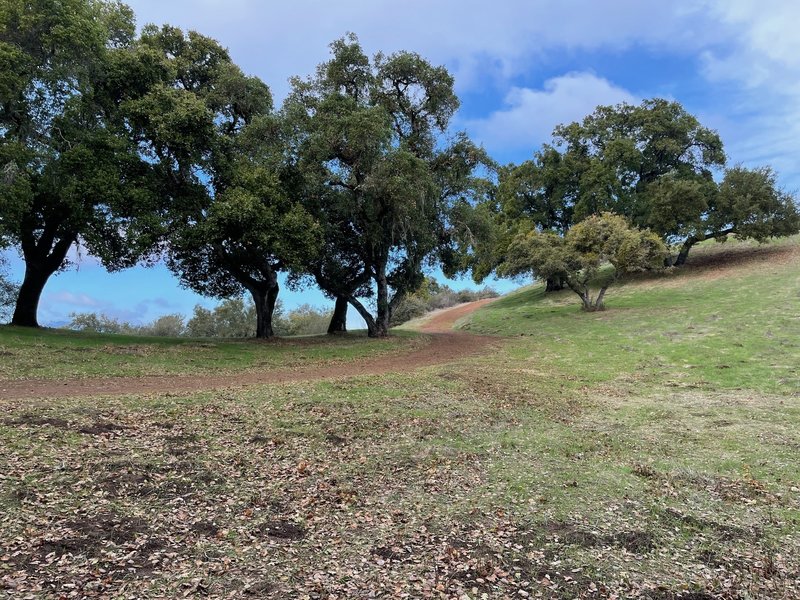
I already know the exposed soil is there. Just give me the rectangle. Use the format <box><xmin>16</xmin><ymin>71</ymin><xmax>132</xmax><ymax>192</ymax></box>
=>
<box><xmin>0</xmin><ymin>300</ymin><xmax>498</xmax><ymax>400</ymax></box>
<box><xmin>258</xmin><ymin>520</ymin><xmax>306</xmax><ymax>540</ymax></box>
<box><xmin>30</xmin><ymin>511</ymin><xmax>152</xmax><ymax>563</ymax></box>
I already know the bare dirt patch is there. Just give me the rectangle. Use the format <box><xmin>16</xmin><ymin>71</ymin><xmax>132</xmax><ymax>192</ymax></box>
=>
<box><xmin>528</xmin><ymin>521</ymin><xmax>656</xmax><ymax>554</ymax></box>
<box><xmin>4</xmin><ymin>414</ymin><xmax>129</xmax><ymax>436</ymax></box>
<box><xmin>258</xmin><ymin>520</ymin><xmax>306</xmax><ymax>540</ymax></box>
<box><xmin>78</xmin><ymin>421</ymin><xmax>127</xmax><ymax>435</ymax></box>
<box><xmin>4</xmin><ymin>414</ymin><xmax>69</xmax><ymax>429</ymax></box>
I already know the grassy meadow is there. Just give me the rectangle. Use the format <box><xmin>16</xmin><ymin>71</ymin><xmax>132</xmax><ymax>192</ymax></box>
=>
<box><xmin>1</xmin><ymin>237</ymin><xmax>799</xmax><ymax>599</ymax></box>
<box><xmin>0</xmin><ymin>326</ymin><xmax>421</xmax><ymax>381</ymax></box>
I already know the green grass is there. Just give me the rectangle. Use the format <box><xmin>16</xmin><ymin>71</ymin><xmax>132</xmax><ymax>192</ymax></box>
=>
<box><xmin>466</xmin><ymin>236</ymin><xmax>800</xmax><ymax>395</ymax></box>
<box><xmin>1</xmin><ymin>236</ymin><xmax>799</xmax><ymax>598</ymax></box>
<box><xmin>0</xmin><ymin>326</ymin><xmax>422</xmax><ymax>380</ymax></box>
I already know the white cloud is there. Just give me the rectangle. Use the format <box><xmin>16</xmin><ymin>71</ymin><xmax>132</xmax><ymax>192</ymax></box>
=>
<box><xmin>125</xmin><ymin>0</ymin><xmax>713</xmax><ymax>98</ymax></box>
<box><xmin>695</xmin><ymin>1</ymin><xmax>800</xmax><ymax>188</ymax></box>
<box><xmin>702</xmin><ymin>0</ymin><xmax>800</xmax><ymax>81</ymax></box>
<box><xmin>464</xmin><ymin>73</ymin><xmax>638</xmax><ymax>154</ymax></box>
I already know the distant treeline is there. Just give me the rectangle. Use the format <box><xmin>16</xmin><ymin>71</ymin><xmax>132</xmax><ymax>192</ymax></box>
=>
<box><xmin>66</xmin><ymin>298</ymin><xmax>332</xmax><ymax>338</ymax></box>
<box><xmin>65</xmin><ymin>282</ymin><xmax>498</xmax><ymax>338</ymax></box>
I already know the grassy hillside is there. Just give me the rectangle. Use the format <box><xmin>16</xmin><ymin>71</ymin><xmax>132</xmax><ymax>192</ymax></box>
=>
<box><xmin>0</xmin><ymin>326</ymin><xmax>421</xmax><ymax>380</ymax></box>
<box><xmin>466</xmin><ymin>236</ymin><xmax>799</xmax><ymax>394</ymax></box>
<box><xmin>1</xmin><ymin>237</ymin><xmax>798</xmax><ymax>599</ymax></box>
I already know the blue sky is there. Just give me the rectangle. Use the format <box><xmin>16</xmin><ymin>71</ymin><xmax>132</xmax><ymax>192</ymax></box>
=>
<box><xmin>4</xmin><ymin>0</ymin><xmax>799</xmax><ymax>326</ymax></box>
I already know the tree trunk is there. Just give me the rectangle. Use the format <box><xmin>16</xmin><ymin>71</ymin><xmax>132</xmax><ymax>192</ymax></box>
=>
<box><xmin>251</xmin><ymin>283</ymin><xmax>279</xmax><ymax>339</ymax></box>
<box><xmin>374</xmin><ymin>269</ymin><xmax>390</xmax><ymax>338</ymax></box>
<box><xmin>347</xmin><ymin>296</ymin><xmax>378</xmax><ymax>338</ymax></box>
<box><xmin>327</xmin><ymin>295</ymin><xmax>348</xmax><ymax>335</ymax></box>
<box><xmin>11</xmin><ymin>264</ymin><xmax>51</xmax><ymax>328</ymax></box>
<box><xmin>594</xmin><ymin>286</ymin><xmax>608</xmax><ymax>310</ymax></box>
<box><xmin>579</xmin><ymin>291</ymin><xmax>592</xmax><ymax>311</ymax></box>
<box><xmin>545</xmin><ymin>276</ymin><xmax>565</xmax><ymax>292</ymax></box>
<box><xmin>11</xmin><ymin>232</ymin><xmax>74</xmax><ymax>328</ymax></box>
<box><xmin>673</xmin><ymin>237</ymin><xmax>697</xmax><ymax>267</ymax></box>
<box><xmin>565</xmin><ymin>281</ymin><xmax>592</xmax><ymax>312</ymax></box>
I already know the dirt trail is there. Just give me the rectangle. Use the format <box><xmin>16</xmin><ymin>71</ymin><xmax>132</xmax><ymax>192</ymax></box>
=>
<box><xmin>0</xmin><ymin>299</ymin><xmax>497</xmax><ymax>400</ymax></box>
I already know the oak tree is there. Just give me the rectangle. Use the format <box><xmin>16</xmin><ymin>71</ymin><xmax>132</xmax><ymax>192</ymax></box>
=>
<box><xmin>131</xmin><ymin>26</ymin><xmax>321</xmax><ymax>338</ymax></box>
<box><xmin>501</xmin><ymin>213</ymin><xmax>666</xmax><ymax>311</ymax></box>
<box><xmin>286</xmin><ymin>35</ymin><xmax>479</xmax><ymax>337</ymax></box>
<box><xmin>0</xmin><ymin>0</ymin><xmax>165</xmax><ymax>326</ymax></box>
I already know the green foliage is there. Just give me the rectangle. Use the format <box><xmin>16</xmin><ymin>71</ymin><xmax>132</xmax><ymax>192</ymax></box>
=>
<box><xmin>553</xmin><ymin>99</ymin><xmax>725</xmax><ymax>220</ymax></box>
<box><xmin>497</xmin><ymin>146</ymin><xmax>577</xmax><ymax>235</ymax></box>
<box><xmin>65</xmin><ymin>298</ymin><xmax>331</xmax><ymax>339</ymax></box>
<box><xmin>0</xmin><ymin>0</ymin><xmax>173</xmax><ymax>326</ymax></box>
<box><xmin>714</xmin><ymin>165</ymin><xmax>799</xmax><ymax>241</ymax></box>
<box><xmin>185</xmin><ymin>298</ymin><xmax>330</xmax><ymax>338</ymax></box>
<box><xmin>0</xmin><ymin>258</ymin><xmax>19</xmax><ymax>322</ymax></box>
<box><xmin>67</xmin><ymin>312</ymin><xmax>135</xmax><ymax>334</ymax></box>
<box><xmin>285</xmin><ymin>34</ymin><xmax>489</xmax><ymax>337</ymax></box>
<box><xmin>278</xmin><ymin>304</ymin><xmax>332</xmax><ymax>337</ymax></box>
<box><xmin>643</xmin><ymin>175</ymin><xmax>717</xmax><ymax>244</ymax></box>
<box><xmin>551</xmin><ymin>99</ymin><xmax>798</xmax><ymax>261</ymax></box>
<box><xmin>140</xmin><ymin>314</ymin><xmax>185</xmax><ymax>337</ymax></box>
<box><xmin>463</xmin><ymin>98</ymin><xmax>798</xmax><ymax>284</ymax></box>
<box><xmin>502</xmin><ymin>213</ymin><xmax>666</xmax><ymax>310</ymax></box>
<box><xmin>185</xmin><ymin>297</ymin><xmax>257</xmax><ymax>338</ymax></box>
<box><xmin>67</xmin><ymin>311</ymin><xmax>184</xmax><ymax>336</ymax></box>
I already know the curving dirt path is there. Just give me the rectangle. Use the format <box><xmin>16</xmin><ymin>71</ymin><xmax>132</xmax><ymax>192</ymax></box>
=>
<box><xmin>0</xmin><ymin>299</ymin><xmax>497</xmax><ymax>400</ymax></box>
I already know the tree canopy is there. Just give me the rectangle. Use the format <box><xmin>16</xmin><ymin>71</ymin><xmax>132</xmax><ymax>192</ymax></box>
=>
<box><xmin>126</xmin><ymin>25</ymin><xmax>322</xmax><ymax>338</ymax></box>
<box><xmin>549</xmin><ymin>99</ymin><xmax>797</xmax><ymax>263</ymax></box>
<box><xmin>0</xmin><ymin>0</ymin><xmax>167</xmax><ymax>326</ymax></box>
<box><xmin>501</xmin><ymin>213</ymin><xmax>667</xmax><ymax>311</ymax></box>
<box><xmin>285</xmin><ymin>35</ymin><xmax>490</xmax><ymax>336</ymax></box>
<box><xmin>458</xmin><ymin>98</ymin><xmax>798</xmax><ymax>295</ymax></box>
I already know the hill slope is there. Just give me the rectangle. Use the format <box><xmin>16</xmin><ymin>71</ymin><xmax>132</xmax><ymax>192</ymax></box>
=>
<box><xmin>1</xmin><ymin>237</ymin><xmax>798</xmax><ymax>599</ymax></box>
<box><xmin>465</xmin><ymin>236</ymin><xmax>799</xmax><ymax>394</ymax></box>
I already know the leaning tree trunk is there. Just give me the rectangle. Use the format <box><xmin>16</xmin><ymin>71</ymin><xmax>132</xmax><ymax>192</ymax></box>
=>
<box><xmin>11</xmin><ymin>265</ymin><xmax>50</xmax><ymax>327</ymax></box>
<box><xmin>673</xmin><ymin>237</ymin><xmax>697</xmax><ymax>267</ymax></box>
<box><xmin>327</xmin><ymin>295</ymin><xmax>348</xmax><ymax>335</ymax></box>
<box><xmin>593</xmin><ymin>286</ymin><xmax>609</xmax><ymax>311</ymax></box>
<box><xmin>578</xmin><ymin>290</ymin><xmax>592</xmax><ymax>311</ymax></box>
<box><xmin>11</xmin><ymin>232</ymin><xmax>75</xmax><ymax>327</ymax></box>
<box><xmin>251</xmin><ymin>283</ymin><xmax>279</xmax><ymax>339</ymax></box>
<box><xmin>347</xmin><ymin>296</ymin><xmax>378</xmax><ymax>338</ymax></box>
